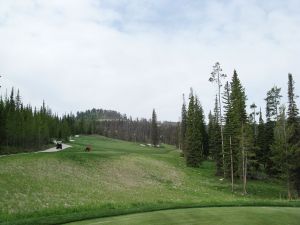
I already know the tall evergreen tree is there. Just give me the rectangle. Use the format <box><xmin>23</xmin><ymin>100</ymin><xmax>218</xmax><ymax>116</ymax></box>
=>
<box><xmin>250</xmin><ymin>103</ymin><xmax>258</xmax><ymax>137</ymax></box>
<box><xmin>287</xmin><ymin>73</ymin><xmax>300</xmax><ymax>134</ymax></box>
<box><xmin>193</xmin><ymin>97</ymin><xmax>205</xmax><ymax>161</ymax></box>
<box><xmin>223</xmin><ymin>81</ymin><xmax>231</xmax><ymax>117</ymax></box>
<box><xmin>265</xmin><ymin>86</ymin><xmax>282</xmax><ymax>120</ymax></box>
<box><xmin>224</xmin><ymin>70</ymin><xmax>247</xmax><ymax>179</ymax></box>
<box><xmin>186</xmin><ymin>91</ymin><xmax>196</xmax><ymax>166</ymax></box>
<box><xmin>286</xmin><ymin>73</ymin><xmax>300</xmax><ymax>196</ymax></box>
<box><xmin>0</xmin><ymin>97</ymin><xmax>5</xmax><ymax>148</ymax></box>
<box><xmin>180</xmin><ymin>94</ymin><xmax>187</xmax><ymax>154</ymax></box>
<box><xmin>264</xmin><ymin>86</ymin><xmax>282</xmax><ymax>175</ymax></box>
<box><xmin>185</xmin><ymin>89</ymin><xmax>207</xmax><ymax>167</ymax></box>
<box><xmin>240</xmin><ymin>121</ymin><xmax>256</xmax><ymax>194</ymax></box>
<box><xmin>223</xmin><ymin>84</ymin><xmax>232</xmax><ymax>177</ymax></box>
<box><xmin>151</xmin><ymin>109</ymin><xmax>159</xmax><ymax>146</ymax></box>
<box><xmin>271</xmin><ymin>105</ymin><xmax>294</xmax><ymax>199</ymax></box>
<box><xmin>208</xmin><ymin>97</ymin><xmax>222</xmax><ymax>175</ymax></box>
<box><xmin>256</xmin><ymin>108</ymin><xmax>266</xmax><ymax>170</ymax></box>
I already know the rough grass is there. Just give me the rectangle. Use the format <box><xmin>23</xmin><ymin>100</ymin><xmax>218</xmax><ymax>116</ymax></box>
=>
<box><xmin>0</xmin><ymin>135</ymin><xmax>299</xmax><ymax>225</ymax></box>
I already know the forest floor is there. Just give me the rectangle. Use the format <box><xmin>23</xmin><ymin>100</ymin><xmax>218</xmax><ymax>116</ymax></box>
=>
<box><xmin>0</xmin><ymin>135</ymin><xmax>299</xmax><ymax>225</ymax></box>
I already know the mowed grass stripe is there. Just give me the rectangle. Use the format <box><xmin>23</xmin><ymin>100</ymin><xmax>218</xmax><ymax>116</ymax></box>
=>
<box><xmin>66</xmin><ymin>207</ymin><xmax>300</xmax><ymax>225</ymax></box>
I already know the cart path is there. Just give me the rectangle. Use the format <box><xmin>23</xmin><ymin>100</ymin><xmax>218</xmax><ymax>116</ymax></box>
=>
<box><xmin>39</xmin><ymin>144</ymin><xmax>71</xmax><ymax>152</ymax></box>
<box><xmin>0</xmin><ymin>143</ymin><xmax>72</xmax><ymax>157</ymax></box>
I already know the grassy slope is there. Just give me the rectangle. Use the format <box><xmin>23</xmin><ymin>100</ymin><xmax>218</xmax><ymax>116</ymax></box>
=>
<box><xmin>67</xmin><ymin>207</ymin><xmax>300</xmax><ymax>225</ymax></box>
<box><xmin>0</xmin><ymin>135</ymin><xmax>299</xmax><ymax>225</ymax></box>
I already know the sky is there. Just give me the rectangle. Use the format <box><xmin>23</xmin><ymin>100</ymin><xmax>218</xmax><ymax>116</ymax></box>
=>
<box><xmin>0</xmin><ymin>0</ymin><xmax>299</xmax><ymax>121</ymax></box>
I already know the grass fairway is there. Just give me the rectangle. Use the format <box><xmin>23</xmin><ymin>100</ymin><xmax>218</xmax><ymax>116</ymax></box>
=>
<box><xmin>66</xmin><ymin>207</ymin><xmax>300</xmax><ymax>225</ymax></box>
<box><xmin>0</xmin><ymin>135</ymin><xmax>299</xmax><ymax>225</ymax></box>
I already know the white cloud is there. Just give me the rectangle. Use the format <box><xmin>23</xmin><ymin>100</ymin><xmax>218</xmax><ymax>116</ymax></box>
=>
<box><xmin>0</xmin><ymin>0</ymin><xmax>299</xmax><ymax>121</ymax></box>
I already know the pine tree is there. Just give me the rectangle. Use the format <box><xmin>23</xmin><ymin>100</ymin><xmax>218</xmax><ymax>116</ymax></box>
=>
<box><xmin>0</xmin><ymin>98</ymin><xmax>5</xmax><ymax>151</ymax></box>
<box><xmin>286</xmin><ymin>73</ymin><xmax>300</xmax><ymax>196</ymax></box>
<box><xmin>256</xmin><ymin>108</ymin><xmax>266</xmax><ymax>170</ymax></box>
<box><xmin>264</xmin><ymin>86</ymin><xmax>282</xmax><ymax>175</ymax></box>
<box><xmin>185</xmin><ymin>89</ymin><xmax>207</xmax><ymax>167</ymax></box>
<box><xmin>208</xmin><ymin>99</ymin><xmax>222</xmax><ymax>175</ymax></box>
<box><xmin>15</xmin><ymin>91</ymin><xmax>24</xmax><ymax>146</ymax></box>
<box><xmin>223</xmin><ymin>81</ymin><xmax>231</xmax><ymax>117</ymax></box>
<box><xmin>222</xmin><ymin>81</ymin><xmax>231</xmax><ymax>176</ymax></box>
<box><xmin>151</xmin><ymin>109</ymin><xmax>159</xmax><ymax>146</ymax></box>
<box><xmin>195</xmin><ymin>97</ymin><xmax>209</xmax><ymax>158</ymax></box>
<box><xmin>193</xmin><ymin>97</ymin><xmax>204</xmax><ymax>162</ymax></box>
<box><xmin>265</xmin><ymin>86</ymin><xmax>282</xmax><ymax>120</ymax></box>
<box><xmin>6</xmin><ymin>88</ymin><xmax>16</xmax><ymax>147</ymax></box>
<box><xmin>186</xmin><ymin>91</ymin><xmax>196</xmax><ymax>166</ymax></box>
<box><xmin>271</xmin><ymin>105</ymin><xmax>298</xmax><ymax>199</ymax></box>
<box><xmin>240</xmin><ymin>122</ymin><xmax>256</xmax><ymax>194</ymax></box>
<box><xmin>180</xmin><ymin>94</ymin><xmax>187</xmax><ymax>155</ymax></box>
<box><xmin>287</xmin><ymin>73</ymin><xmax>300</xmax><ymax>136</ymax></box>
<box><xmin>175</xmin><ymin>122</ymin><xmax>180</xmax><ymax>148</ymax></box>
<box><xmin>224</xmin><ymin>70</ymin><xmax>247</xmax><ymax>179</ymax></box>
<box><xmin>250</xmin><ymin>103</ymin><xmax>258</xmax><ymax>137</ymax></box>
<box><xmin>61</xmin><ymin>116</ymin><xmax>71</xmax><ymax>142</ymax></box>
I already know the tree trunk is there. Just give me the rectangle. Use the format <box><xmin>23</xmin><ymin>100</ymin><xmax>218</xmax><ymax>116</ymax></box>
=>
<box><xmin>242</xmin><ymin>123</ymin><xmax>247</xmax><ymax>195</ymax></box>
<box><xmin>217</xmin><ymin>75</ymin><xmax>225</xmax><ymax>178</ymax></box>
<box><xmin>283</xmin><ymin>114</ymin><xmax>291</xmax><ymax>200</ymax></box>
<box><xmin>287</xmin><ymin>174</ymin><xmax>291</xmax><ymax>200</ymax></box>
<box><xmin>230</xmin><ymin>136</ymin><xmax>234</xmax><ymax>192</ymax></box>
<box><xmin>244</xmin><ymin>151</ymin><xmax>248</xmax><ymax>195</ymax></box>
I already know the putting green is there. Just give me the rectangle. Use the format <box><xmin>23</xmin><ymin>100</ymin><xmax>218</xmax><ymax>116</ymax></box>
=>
<box><xmin>66</xmin><ymin>207</ymin><xmax>300</xmax><ymax>225</ymax></box>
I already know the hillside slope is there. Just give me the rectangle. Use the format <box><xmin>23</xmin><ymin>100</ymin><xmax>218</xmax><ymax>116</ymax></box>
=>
<box><xmin>0</xmin><ymin>135</ymin><xmax>299</xmax><ymax>225</ymax></box>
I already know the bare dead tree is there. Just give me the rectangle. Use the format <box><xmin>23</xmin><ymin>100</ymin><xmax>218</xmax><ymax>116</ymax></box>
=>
<box><xmin>209</xmin><ymin>62</ymin><xmax>227</xmax><ymax>177</ymax></box>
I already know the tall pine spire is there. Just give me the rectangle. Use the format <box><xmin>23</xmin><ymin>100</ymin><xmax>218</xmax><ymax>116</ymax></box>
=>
<box><xmin>180</xmin><ymin>94</ymin><xmax>187</xmax><ymax>154</ymax></box>
<box><xmin>151</xmin><ymin>109</ymin><xmax>159</xmax><ymax>146</ymax></box>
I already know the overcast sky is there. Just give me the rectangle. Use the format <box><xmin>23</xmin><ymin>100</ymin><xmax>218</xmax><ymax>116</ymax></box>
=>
<box><xmin>0</xmin><ymin>0</ymin><xmax>299</xmax><ymax>121</ymax></box>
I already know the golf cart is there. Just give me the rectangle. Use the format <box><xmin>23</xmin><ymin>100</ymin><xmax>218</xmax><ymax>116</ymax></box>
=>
<box><xmin>56</xmin><ymin>141</ymin><xmax>63</xmax><ymax>149</ymax></box>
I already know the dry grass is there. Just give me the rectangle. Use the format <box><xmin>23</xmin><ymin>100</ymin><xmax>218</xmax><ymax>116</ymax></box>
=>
<box><xmin>101</xmin><ymin>155</ymin><xmax>184</xmax><ymax>189</ymax></box>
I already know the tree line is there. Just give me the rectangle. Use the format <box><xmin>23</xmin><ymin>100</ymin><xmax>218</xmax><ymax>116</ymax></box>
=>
<box><xmin>75</xmin><ymin>108</ymin><xmax>178</xmax><ymax>146</ymax></box>
<box><xmin>0</xmin><ymin>88</ymin><xmax>74</xmax><ymax>154</ymax></box>
<box><xmin>0</xmin><ymin>87</ymin><xmax>178</xmax><ymax>154</ymax></box>
<box><xmin>2</xmin><ymin>66</ymin><xmax>299</xmax><ymax>198</ymax></box>
<box><xmin>180</xmin><ymin>63</ymin><xmax>300</xmax><ymax>198</ymax></box>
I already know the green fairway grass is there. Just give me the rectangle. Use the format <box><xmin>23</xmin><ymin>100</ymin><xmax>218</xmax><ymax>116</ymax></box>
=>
<box><xmin>0</xmin><ymin>135</ymin><xmax>299</xmax><ymax>225</ymax></box>
<box><xmin>66</xmin><ymin>207</ymin><xmax>300</xmax><ymax>225</ymax></box>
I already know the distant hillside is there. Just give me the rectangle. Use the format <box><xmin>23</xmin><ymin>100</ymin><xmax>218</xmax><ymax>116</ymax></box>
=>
<box><xmin>76</xmin><ymin>108</ymin><xmax>125</xmax><ymax>121</ymax></box>
<box><xmin>75</xmin><ymin>109</ymin><xmax>179</xmax><ymax>146</ymax></box>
